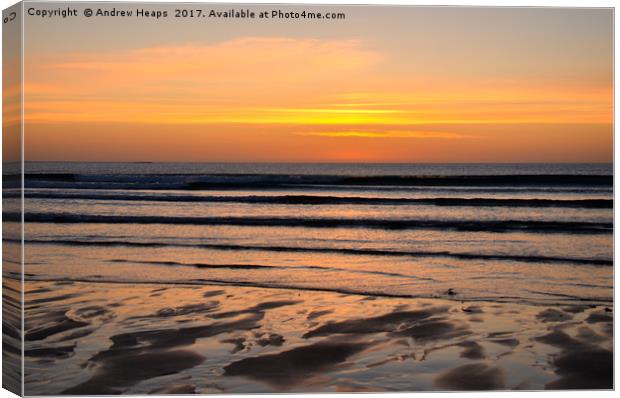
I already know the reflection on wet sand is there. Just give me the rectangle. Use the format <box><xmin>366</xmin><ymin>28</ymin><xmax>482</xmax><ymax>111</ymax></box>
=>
<box><xmin>24</xmin><ymin>280</ymin><xmax>613</xmax><ymax>394</ymax></box>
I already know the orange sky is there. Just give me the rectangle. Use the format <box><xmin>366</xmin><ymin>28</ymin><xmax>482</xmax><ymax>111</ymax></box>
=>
<box><xmin>18</xmin><ymin>5</ymin><xmax>613</xmax><ymax>162</ymax></box>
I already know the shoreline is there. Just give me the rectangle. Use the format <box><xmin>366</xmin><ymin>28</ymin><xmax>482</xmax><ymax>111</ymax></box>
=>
<box><xmin>22</xmin><ymin>274</ymin><xmax>614</xmax><ymax>308</ymax></box>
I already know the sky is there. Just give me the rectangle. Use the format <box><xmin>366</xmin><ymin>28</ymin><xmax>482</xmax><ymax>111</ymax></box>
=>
<box><xmin>20</xmin><ymin>4</ymin><xmax>613</xmax><ymax>162</ymax></box>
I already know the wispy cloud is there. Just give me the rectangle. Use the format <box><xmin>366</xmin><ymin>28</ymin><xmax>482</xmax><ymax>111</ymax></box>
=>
<box><xmin>294</xmin><ymin>131</ymin><xmax>474</xmax><ymax>139</ymax></box>
<box><xmin>25</xmin><ymin>36</ymin><xmax>611</xmax><ymax>126</ymax></box>
<box><xmin>26</xmin><ymin>37</ymin><xmax>383</xmax><ymax>124</ymax></box>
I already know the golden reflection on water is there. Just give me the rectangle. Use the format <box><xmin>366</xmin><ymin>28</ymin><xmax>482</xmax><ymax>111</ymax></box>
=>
<box><xmin>23</xmin><ymin>280</ymin><xmax>613</xmax><ymax>394</ymax></box>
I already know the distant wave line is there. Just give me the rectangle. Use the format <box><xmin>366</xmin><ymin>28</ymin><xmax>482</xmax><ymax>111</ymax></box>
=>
<box><xmin>9</xmin><ymin>173</ymin><xmax>613</xmax><ymax>189</ymax></box>
<box><xmin>7</xmin><ymin>212</ymin><xmax>611</xmax><ymax>234</ymax></box>
<box><xmin>7</xmin><ymin>192</ymin><xmax>613</xmax><ymax>208</ymax></box>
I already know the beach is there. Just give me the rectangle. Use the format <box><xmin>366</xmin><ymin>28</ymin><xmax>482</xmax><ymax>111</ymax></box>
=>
<box><xmin>5</xmin><ymin>162</ymin><xmax>613</xmax><ymax>393</ymax></box>
<box><xmin>23</xmin><ymin>279</ymin><xmax>613</xmax><ymax>394</ymax></box>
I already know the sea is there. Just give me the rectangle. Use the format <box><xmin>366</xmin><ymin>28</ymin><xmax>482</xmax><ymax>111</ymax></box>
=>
<box><xmin>6</xmin><ymin>162</ymin><xmax>614</xmax><ymax>306</ymax></box>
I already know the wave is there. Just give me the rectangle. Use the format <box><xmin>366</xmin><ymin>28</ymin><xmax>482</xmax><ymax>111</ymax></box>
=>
<box><xmin>13</xmin><ymin>213</ymin><xmax>613</xmax><ymax>234</ymax></box>
<box><xmin>8</xmin><ymin>212</ymin><xmax>612</xmax><ymax>234</ymax></box>
<box><xmin>106</xmin><ymin>259</ymin><xmax>435</xmax><ymax>281</ymax></box>
<box><xmin>19</xmin><ymin>238</ymin><xmax>612</xmax><ymax>265</ymax></box>
<box><xmin>11</xmin><ymin>192</ymin><xmax>613</xmax><ymax>208</ymax></box>
<box><xmin>20</xmin><ymin>173</ymin><xmax>613</xmax><ymax>190</ymax></box>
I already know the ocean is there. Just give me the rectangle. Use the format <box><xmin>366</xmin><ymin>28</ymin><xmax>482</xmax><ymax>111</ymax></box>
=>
<box><xmin>3</xmin><ymin>162</ymin><xmax>614</xmax><ymax>393</ymax></box>
<box><xmin>10</xmin><ymin>162</ymin><xmax>613</xmax><ymax>305</ymax></box>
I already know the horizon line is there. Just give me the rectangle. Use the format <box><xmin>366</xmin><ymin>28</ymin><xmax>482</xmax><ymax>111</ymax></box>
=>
<box><xmin>19</xmin><ymin>161</ymin><xmax>614</xmax><ymax>165</ymax></box>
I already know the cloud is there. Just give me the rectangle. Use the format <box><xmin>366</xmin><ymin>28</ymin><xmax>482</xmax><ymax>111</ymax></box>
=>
<box><xmin>25</xmin><ymin>37</ymin><xmax>387</xmax><ymax>124</ymax></box>
<box><xmin>24</xmin><ymin>37</ymin><xmax>611</xmax><ymax>126</ymax></box>
<box><xmin>294</xmin><ymin>131</ymin><xmax>474</xmax><ymax>139</ymax></box>
<box><xmin>29</xmin><ymin>37</ymin><xmax>381</xmax><ymax>98</ymax></box>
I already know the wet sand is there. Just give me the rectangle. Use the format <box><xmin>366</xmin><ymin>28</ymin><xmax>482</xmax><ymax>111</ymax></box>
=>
<box><xmin>23</xmin><ymin>280</ymin><xmax>613</xmax><ymax>394</ymax></box>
